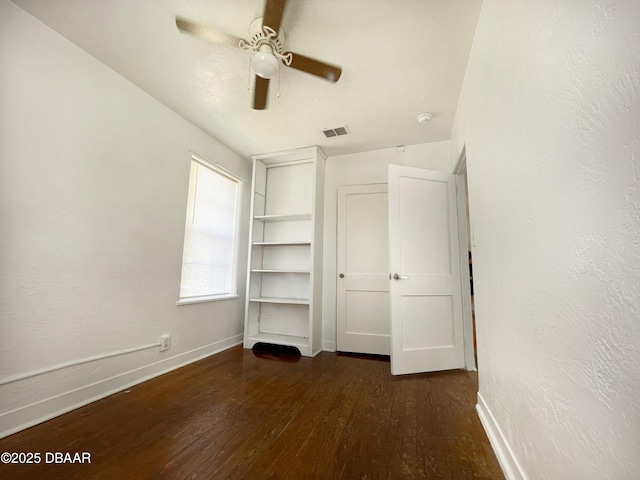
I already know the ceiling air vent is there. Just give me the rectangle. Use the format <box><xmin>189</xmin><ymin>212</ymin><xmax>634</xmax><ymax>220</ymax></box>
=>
<box><xmin>323</xmin><ymin>125</ymin><xmax>350</xmax><ymax>138</ymax></box>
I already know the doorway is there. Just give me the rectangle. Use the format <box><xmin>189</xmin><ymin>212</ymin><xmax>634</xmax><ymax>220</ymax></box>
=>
<box><xmin>454</xmin><ymin>148</ymin><xmax>476</xmax><ymax>370</ymax></box>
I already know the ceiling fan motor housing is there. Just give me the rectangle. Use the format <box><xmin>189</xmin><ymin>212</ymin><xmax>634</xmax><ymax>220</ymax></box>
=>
<box><xmin>241</xmin><ymin>17</ymin><xmax>291</xmax><ymax>65</ymax></box>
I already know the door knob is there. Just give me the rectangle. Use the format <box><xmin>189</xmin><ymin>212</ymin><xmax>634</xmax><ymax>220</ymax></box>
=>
<box><xmin>339</xmin><ymin>273</ymin><xmax>344</xmax><ymax>278</ymax></box>
<box><xmin>393</xmin><ymin>273</ymin><xmax>408</xmax><ymax>280</ymax></box>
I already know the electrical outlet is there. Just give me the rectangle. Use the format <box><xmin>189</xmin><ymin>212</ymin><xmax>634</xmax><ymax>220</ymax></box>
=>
<box><xmin>160</xmin><ymin>335</ymin><xmax>171</xmax><ymax>352</ymax></box>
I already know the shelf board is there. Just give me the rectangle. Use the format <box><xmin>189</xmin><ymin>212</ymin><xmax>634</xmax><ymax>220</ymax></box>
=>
<box><xmin>253</xmin><ymin>214</ymin><xmax>311</xmax><ymax>222</ymax></box>
<box><xmin>249</xmin><ymin>297</ymin><xmax>310</xmax><ymax>305</ymax></box>
<box><xmin>251</xmin><ymin>269</ymin><xmax>310</xmax><ymax>274</ymax></box>
<box><xmin>252</xmin><ymin>241</ymin><xmax>311</xmax><ymax>246</ymax></box>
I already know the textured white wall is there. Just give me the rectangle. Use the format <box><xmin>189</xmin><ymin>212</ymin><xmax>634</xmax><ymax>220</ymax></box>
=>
<box><xmin>452</xmin><ymin>1</ymin><xmax>640</xmax><ymax>479</ymax></box>
<box><xmin>0</xmin><ymin>0</ymin><xmax>251</xmax><ymax>437</ymax></box>
<box><xmin>321</xmin><ymin>142</ymin><xmax>452</xmax><ymax>350</ymax></box>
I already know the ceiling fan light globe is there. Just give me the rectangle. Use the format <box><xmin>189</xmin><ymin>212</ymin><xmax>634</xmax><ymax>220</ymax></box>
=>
<box><xmin>251</xmin><ymin>51</ymin><xmax>279</xmax><ymax>79</ymax></box>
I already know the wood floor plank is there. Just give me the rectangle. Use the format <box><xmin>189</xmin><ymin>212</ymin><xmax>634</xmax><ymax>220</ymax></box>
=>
<box><xmin>0</xmin><ymin>346</ymin><xmax>504</xmax><ymax>480</ymax></box>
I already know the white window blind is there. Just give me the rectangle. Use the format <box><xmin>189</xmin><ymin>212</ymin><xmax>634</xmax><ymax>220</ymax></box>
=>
<box><xmin>179</xmin><ymin>158</ymin><xmax>241</xmax><ymax>301</ymax></box>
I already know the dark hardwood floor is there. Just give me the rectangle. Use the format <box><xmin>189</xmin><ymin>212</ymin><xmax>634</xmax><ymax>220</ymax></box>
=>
<box><xmin>0</xmin><ymin>345</ymin><xmax>503</xmax><ymax>479</ymax></box>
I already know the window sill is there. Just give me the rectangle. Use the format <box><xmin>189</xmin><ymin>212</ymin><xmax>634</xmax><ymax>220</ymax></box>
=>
<box><xmin>176</xmin><ymin>295</ymin><xmax>239</xmax><ymax>306</ymax></box>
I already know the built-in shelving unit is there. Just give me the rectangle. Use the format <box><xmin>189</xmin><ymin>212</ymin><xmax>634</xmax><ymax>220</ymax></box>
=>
<box><xmin>243</xmin><ymin>146</ymin><xmax>325</xmax><ymax>356</ymax></box>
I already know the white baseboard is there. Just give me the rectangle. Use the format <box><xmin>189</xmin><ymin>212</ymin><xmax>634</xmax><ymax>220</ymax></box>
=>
<box><xmin>322</xmin><ymin>340</ymin><xmax>336</xmax><ymax>352</ymax></box>
<box><xmin>0</xmin><ymin>334</ymin><xmax>243</xmax><ymax>439</ymax></box>
<box><xmin>476</xmin><ymin>392</ymin><xmax>529</xmax><ymax>480</ymax></box>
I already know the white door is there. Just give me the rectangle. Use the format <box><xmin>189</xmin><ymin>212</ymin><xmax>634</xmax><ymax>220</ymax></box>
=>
<box><xmin>388</xmin><ymin>166</ymin><xmax>464</xmax><ymax>375</ymax></box>
<box><xmin>336</xmin><ymin>184</ymin><xmax>390</xmax><ymax>355</ymax></box>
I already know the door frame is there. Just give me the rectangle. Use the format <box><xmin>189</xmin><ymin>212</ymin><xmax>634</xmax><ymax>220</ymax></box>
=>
<box><xmin>454</xmin><ymin>147</ymin><xmax>476</xmax><ymax>371</ymax></box>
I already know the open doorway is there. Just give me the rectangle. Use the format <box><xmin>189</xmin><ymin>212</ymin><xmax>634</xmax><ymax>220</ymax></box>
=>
<box><xmin>454</xmin><ymin>147</ymin><xmax>477</xmax><ymax>370</ymax></box>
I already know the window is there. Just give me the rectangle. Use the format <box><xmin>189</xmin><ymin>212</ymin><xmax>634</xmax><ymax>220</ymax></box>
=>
<box><xmin>178</xmin><ymin>154</ymin><xmax>242</xmax><ymax>304</ymax></box>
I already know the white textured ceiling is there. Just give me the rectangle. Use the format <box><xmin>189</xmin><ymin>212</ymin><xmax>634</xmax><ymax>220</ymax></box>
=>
<box><xmin>12</xmin><ymin>0</ymin><xmax>482</xmax><ymax>157</ymax></box>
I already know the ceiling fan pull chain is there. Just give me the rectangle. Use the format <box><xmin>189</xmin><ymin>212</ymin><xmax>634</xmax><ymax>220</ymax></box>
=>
<box><xmin>276</xmin><ymin>68</ymin><xmax>281</xmax><ymax>106</ymax></box>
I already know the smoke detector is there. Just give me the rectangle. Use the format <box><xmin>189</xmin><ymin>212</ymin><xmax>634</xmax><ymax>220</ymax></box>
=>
<box><xmin>416</xmin><ymin>113</ymin><xmax>433</xmax><ymax>124</ymax></box>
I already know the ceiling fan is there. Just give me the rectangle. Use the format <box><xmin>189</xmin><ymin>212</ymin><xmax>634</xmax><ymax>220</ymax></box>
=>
<box><xmin>176</xmin><ymin>0</ymin><xmax>343</xmax><ymax>110</ymax></box>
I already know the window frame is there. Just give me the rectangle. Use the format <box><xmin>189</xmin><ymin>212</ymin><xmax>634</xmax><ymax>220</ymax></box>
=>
<box><xmin>176</xmin><ymin>152</ymin><xmax>243</xmax><ymax>306</ymax></box>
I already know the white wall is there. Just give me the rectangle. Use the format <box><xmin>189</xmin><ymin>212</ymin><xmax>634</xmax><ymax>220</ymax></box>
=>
<box><xmin>0</xmin><ymin>0</ymin><xmax>251</xmax><ymax>438</ymax></box>
<box><xmin>451</xmin><ymin>1</ymin><xmax>640</xmax><ymax>479</ymax></box>
<box><xmin>321</xmin><ymin>142</ymin><xmax>452</xmax><ymax>350</ymax></box>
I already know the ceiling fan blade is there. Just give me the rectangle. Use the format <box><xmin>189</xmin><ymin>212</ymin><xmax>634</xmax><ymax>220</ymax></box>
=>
<box><xmin>262</xmin><ymin>0</ymin><xmax>287</xmax><ymax>33</ymax></box>
<box><xmin>287</xmin><ymin>52</ymin><xmax>342</xmax><ymax>83</ymax></box>
<box><xmin>176</xmin><ymin>17</ymin><xmax>245</xmax><ymax>48</ymax></box>
<box><xmin>253</xmin><ymin>76</ymin><xmax>270</xmax><ymax>110</ymax></box>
